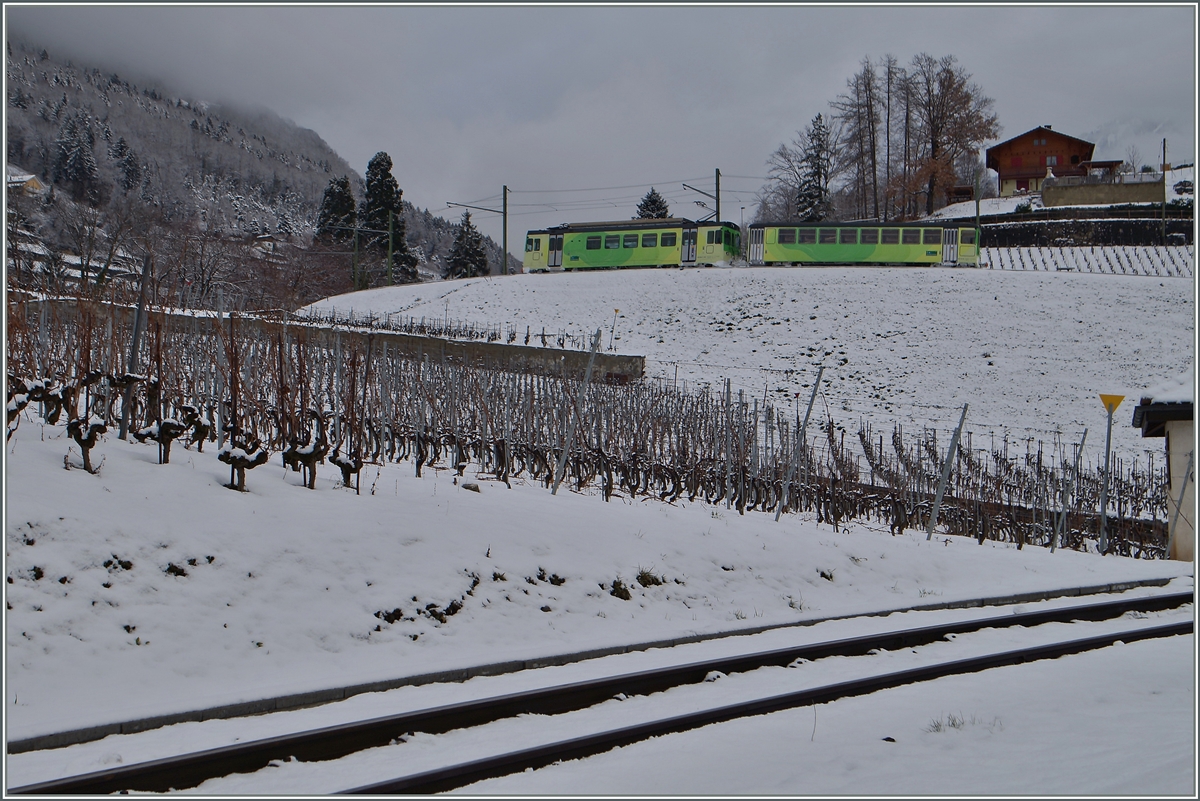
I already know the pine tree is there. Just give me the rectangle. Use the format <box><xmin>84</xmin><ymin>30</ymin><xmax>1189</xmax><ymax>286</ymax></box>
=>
<box><xmin>360</xmin><ymin>152</ymin><xmax>401</xmax><ymax>251</ymax></box>
<box><xmin>52</xmin><ymin>111</ymin><xmax>100</xmax><ymax>204</ymax></box>
<box><xmin>358</xmin><ymin>151</ymin><xmax>419</xmax><ymax>282</ymax></box>
<box><xmin>314</xmin><ymin>175</ymin><xmax>356</xmax><ymax>243</ymax></box>
<box><xmin>636</xmin><ymin>187</ymin><xmax>670</xmax><ymax>219</ymax></box>
<box><xmin>796</xmin><ymin>114</ymin><xmax>834</xmax><ymax>222</ymax></box>
<box><xmin>445</xmin><ymin>210</ymin><xmax>488</xmax><ymax>280</ymax></box>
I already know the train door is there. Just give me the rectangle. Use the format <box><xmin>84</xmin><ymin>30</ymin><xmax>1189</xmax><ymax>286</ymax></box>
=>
<box><xmin>681</xmin><ymin>225</ymin><xmax>697</xmax><ymax>266</ymax></box>
<box><xmin>548</xmin><ymin>234</ymin><xmax>564</xmax><ymax>269</ymax></box>
<box><xmin>749</xmin><ymin>228</ymin><xmax>764</xmax><ymax>265</ymax></box>
<box><xmin>941</xmin><ymin>228</ymin><xmax>958</xmax><ymax>264</ymax></box>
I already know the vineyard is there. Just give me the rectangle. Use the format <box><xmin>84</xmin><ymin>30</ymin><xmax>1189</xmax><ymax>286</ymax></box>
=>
<box><xmin>981</xmin><ymin>245</ymin><xmax>1194</xmax><ymax>277</ymax></box>
<box><xmin>7</xmin><ymin>292</ymin><xmax>1172</xmax><ymax>558</ymax></box>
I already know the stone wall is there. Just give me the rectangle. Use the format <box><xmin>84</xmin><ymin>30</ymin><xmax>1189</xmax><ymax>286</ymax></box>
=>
<box><xmin>1043</xmin><ymin>179</ymin><xmax>1164</xmax><ymax>207</ymax></box>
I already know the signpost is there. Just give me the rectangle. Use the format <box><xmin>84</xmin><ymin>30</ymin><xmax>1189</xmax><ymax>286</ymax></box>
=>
<box><xmin>1097</xmin><ymin>393</ymin><xmax>1124</xmax><ymax>554</ymax></box>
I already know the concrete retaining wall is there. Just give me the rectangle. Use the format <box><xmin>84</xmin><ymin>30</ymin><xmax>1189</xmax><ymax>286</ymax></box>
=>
<box><xmin>1043</xmin><ymin>179</ymin><xmax>1164</xmax><ymax>207</ymax></box>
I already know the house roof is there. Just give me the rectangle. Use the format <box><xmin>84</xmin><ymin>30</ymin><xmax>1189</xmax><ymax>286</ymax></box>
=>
<box><xmin>1131</xmin><ymin>366</ymin><xmax>1194</xmax><ymax>437</ymax></box>
<box><xmin>985</xmin><ymin>126</ymin><xmax>1096</xmax><ymax>155</ymax></box>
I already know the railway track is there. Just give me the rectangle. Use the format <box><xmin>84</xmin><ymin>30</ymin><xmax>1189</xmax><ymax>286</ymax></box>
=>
<box><xmin>9</xmin><ymin>590</ymin><xmax>1192</xmax><ymax>795</ymax></box>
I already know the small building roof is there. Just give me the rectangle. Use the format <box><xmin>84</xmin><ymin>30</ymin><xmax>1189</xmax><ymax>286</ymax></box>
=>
<box><xmin>1131</xmin><ymin>366</ymin><xmax>1194</xmax><ymax>437</ymax></box>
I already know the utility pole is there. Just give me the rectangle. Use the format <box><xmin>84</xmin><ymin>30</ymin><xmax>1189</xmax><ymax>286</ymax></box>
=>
<box><xmin>715</xmin><ymin>168</ymin><xmax>721</xmax><ymax>222</ymax></box>
<box><xmin>1161</xmin><ymin>138</ymin><xmax>1168</xmax><ymax>245</ymax></box>
<box><xmin>352</xmin><ymin>228</ymin><xmax>360</xmax><ymax>290</ymax></box>
<box><xmin>447</xmin><ymin>185</ymin><xmax>509</xmax><ymax>275</ymax></box>
<box><xmin>387</xmin><ymin>211</ymin><xmax>394</xmax><ymax>285</ymax></box>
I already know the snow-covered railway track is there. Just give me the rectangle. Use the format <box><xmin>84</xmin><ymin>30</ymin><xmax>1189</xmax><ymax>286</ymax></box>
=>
<box><xmin>8</xmin><ymin>591</ymin><xmax>1192</xmax><ymax>795</ymax></box>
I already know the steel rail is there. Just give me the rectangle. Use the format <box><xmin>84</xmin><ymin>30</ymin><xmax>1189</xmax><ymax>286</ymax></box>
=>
<box><xmin>343</xmin><ymin>619</ymin><xmax>1193</xmax><ymax>795</ymax></box>
<box><xmin>8</xmin><ymin>591</ymin><xmax>1192</xmax><ymax>795</ymax></box>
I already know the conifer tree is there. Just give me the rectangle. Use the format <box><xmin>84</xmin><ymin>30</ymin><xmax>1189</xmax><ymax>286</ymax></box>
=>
<box><xmin>52</xmin><ymin>111</ymin><xmax>100</xmax><ymax>204</ymax></box>
<box><xmin>359</xmin><ymin>151</ymin><xmax>419</xmax><ymax>282</ymax></box>
<box><xmin>636</xmin><ymin>187</ymin><xmax>671</xmax><ymax>219</ymax></box>
<box><xmin>796</xmin><ymin>114</ymin><xmax>834</xmax><ymax>222</ymax></box>
<box><xmin>314</xmin><ymin>175</ymin><xmax>356</xmax><ymax>243</ymax></box>
<box><xmin>444</xmin><ymin>210</ymin><xmax>488</xmax><ymax>279</ymax></box>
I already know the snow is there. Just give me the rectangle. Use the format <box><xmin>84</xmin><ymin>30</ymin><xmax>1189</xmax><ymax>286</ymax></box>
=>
<box><xmin>300</xmin><ymin>266</ymin><xmax>1193</xmax><ymax>463</ymax></box>
<box><xmin>3</xmin><ymin>416</ymin><xmax>1193</xmax><ymax>793</ymax></box>
<box><xmin>1142</xmin><ymin>364</ymin><xmax>1195</xmax><ymax>404</ymax></box>
<box><xmin>5</xmin><ymin>264</ymin><xmax>1194</xmax><ymax>794</ymax></box>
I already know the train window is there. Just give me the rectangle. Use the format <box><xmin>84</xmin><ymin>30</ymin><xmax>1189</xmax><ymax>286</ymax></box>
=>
<box><xmin>778</xmin><ymin>228</ymin><xmax>796</xmax><ymax>244</ymax></box>
<box><xmin>881</xmin><ymin>229</ymin><xmax>900</xmax><ymax>244</ymax></box>
<box><xmin>922</xmin><ymin>228</ymin><xmax>941</xmax><ymax>245</ymax></box>
<box><xmin>660</xmin><ymin>232</ymin><xmax>677</xmax><ymax>247</ymax></box>
<box><xmin>797</xmin><ymin>228</ymin><xmax>817</xmax><ymax>244</ymax></box>
<box><xmin>839</xmin><ymin>229</ymin><xmax>858</xmax><ymax>244</ymax></box>
<box><xmin>605</xmin><ymin>235</ymin><xmax>620</xmax><ymax>249</ymax></box>
<box><xmin>960</xmin><ymin>229</ymin><xmax>976</xmax><ymax>245</ymax></box>
<box><xmin>723</xmin><ymin>230</ymin><xmax>732</xmax><ymax>246</ymax></box>
<box><xmin>525</xmin><ymin>237</ymin><xmax>534</xmax><ymax>252</ymax></box>
<box><xmin>642</xmin><ymin>233</ymin><xmax>658</xmax><ymax>248</ymax></box>
<box><xmin>586</xmin><ymin>236</ymin><xmax>602</xmax><ymax>250</ymax></box>
<box><xmin>902</xmin><ymin>229</ymin><xmax>921</xmax><ymax>245</ymax></box>
<box><xmin>623</xmin><ymin>234</ymin><xmax>639</xmax><ymax>248</ymax></box>
<box><xmin>861</xmin><ymin>229</ymin><xmax>879</xmax><ymax>244</ymax></box>
<box><xmin>535</xmin><ymin>239</ymin><xmax>542</xmax><ymax>251</ymax></box>
<box><xmin>819</xmin><ymin>229</ymin><xmax>837</xmax><ymax>244</ymax></box>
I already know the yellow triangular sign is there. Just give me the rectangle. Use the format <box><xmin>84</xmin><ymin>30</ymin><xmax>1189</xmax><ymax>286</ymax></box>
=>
<box><xmin>1099</xmin><ymin>394</ymin><xmax>1125</xmax><ymax>414</ymax></box>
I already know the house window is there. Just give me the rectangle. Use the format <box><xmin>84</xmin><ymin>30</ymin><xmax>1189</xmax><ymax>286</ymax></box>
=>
<box><xmin>1070</xmin><ymin>155</ymin><xmax>1080</xmax><ymax>165</ymax></box>
<box><xmin>660</xmin><ymin>232</ymin><xmax>677</xmax><ymax>247</ymax></box>
<box><xmin>586</xmin><ymin>236</ymin><xmax>601</xmax><ymax>250</ymax></box>
<box><xmin>623</xmin><ymin>234</ymin><xmax>639</xmax><ymax>248</ymax></box>
<box><xmin>902</xmin><ymin>229</ymin><xmax>921</xmax><ymax>245</ymax></box>
<box><xmin>642</xmin><ymin>233</ymin><xmax>657</xmax><ymax>248</ymax></box>
<box><xmin>797</xmin><ymin>228</ymin><xmax>817</xmax><ymax>244</ymax></box>
<box><xmin>1046</xmin><ymin>155</ymin><xmax>1058</xmax><ymax>166</ymax></box>
<box><xmin>881</xmin><ymin>229</ymin><xmax>900</xmax><ymax>244</ymax></box>
<box><xmin>860</xmin><ymin>228</ymin><xmax>879</xmax><ymax>244</ymax></box>
<box><xmin>778</xmin><ymin>228</ymin><xmax>796</xmax><ymax>244</ymax></box>
<box><xmin>819</xmin><ymin>229</ymin><xmax>838</xmax><ymax>244</ymax></box>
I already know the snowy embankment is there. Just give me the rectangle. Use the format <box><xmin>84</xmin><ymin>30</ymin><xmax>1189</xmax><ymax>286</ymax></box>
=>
<box><xmin>982</xmin><ymin>245</ymin><xmax>1193</xmax><ymax>277</ymax></box>
<box><xmin>5</xmin><ymin>419</ymin><xmax>1191</xmax><ymax>747</ymax></box>
<box><xmin>301</xmin><ymin>266</ymin><xmax>1193</xmax><ymax>463</ymax></box>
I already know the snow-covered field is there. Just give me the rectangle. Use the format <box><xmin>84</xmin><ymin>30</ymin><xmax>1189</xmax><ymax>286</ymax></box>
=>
<box><xmin>5</xmin><ymin>264</ymin><xmax>1194</xmax><ymax>794</ymax></box>
<box><xmin>302</xmin><ymin>266</ymin><xmax>1193</xmax><ymax>463</ymax></box>
<box><xmin>3</xmin><ymin>418</ymin><xmax>1193</xmax><ymax>793</ymax></box>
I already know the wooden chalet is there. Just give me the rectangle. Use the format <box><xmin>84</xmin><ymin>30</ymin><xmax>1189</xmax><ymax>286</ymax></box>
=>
<box><xmin>985</xmin><ymin>126</ymin><xmax>1096</xmax><ymax>197</ymax></box>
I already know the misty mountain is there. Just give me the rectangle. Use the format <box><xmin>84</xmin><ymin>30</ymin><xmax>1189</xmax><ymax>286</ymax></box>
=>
<box><xmin>5</xmin><ymin>38</ymin><xmax>517</xmax><ymax>288</ymax></box>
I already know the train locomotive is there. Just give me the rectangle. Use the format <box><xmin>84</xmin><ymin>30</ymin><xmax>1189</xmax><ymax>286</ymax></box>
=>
<box><xmin>524</xmin><ymin>218</ymin><xmax>742</xmax><ymax>271</ymax></box>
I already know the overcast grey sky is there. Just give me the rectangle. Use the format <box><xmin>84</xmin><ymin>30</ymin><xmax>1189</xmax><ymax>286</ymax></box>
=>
<box><xmin>6</xmin><ymin>4</ymin><xmax>1196</xmax><ymax>245</ymax></box>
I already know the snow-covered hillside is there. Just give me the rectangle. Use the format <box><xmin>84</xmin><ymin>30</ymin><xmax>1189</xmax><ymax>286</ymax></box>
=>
<box><xmin>301</xmin><ymin>266</ymin><xmax>1194</xmax><ymax>463</ymax></box>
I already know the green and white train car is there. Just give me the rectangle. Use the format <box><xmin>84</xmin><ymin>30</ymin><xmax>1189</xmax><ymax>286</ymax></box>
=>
<box><xmin>524</xmin><ymin>218</ymin><xmax>741</xmax><ymax>271</ymax></box>
<box><xmin>747</xmin><ymin>223</ymin><xmax>978</xmax><ymax>267</ymax></box>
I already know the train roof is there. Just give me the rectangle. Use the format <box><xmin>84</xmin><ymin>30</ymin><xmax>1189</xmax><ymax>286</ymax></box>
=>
<box><xmin>526</xmin><ymin>218</ymin><xmax>741</xmax><ymax>235</ymax></box>
<box><xmin>749</xmin><ymin>220</ymin><xmax>968</xmax><ymax>230</ymax></box>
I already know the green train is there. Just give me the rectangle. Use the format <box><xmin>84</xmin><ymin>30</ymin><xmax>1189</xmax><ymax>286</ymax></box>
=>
<box><xmin>523</xmin><ymin>218</ymin><xmax>742</xmax><ymax>271</ymax></box>
<box><xmin>747</xmin><ymin>222</ymin><xmax>978</xmax><ymax>266</ymax></box>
